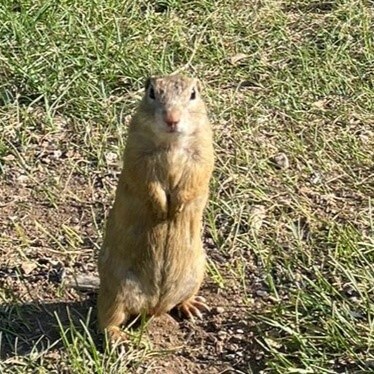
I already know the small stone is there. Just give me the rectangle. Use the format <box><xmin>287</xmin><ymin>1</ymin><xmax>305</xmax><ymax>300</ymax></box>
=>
<box><xmin>310</xmin><ymin>171</ymin><xmax>322</xmax><ymax>184</ymax></box>
<box><xmin>233</xmin><ymin>334</ymin><xmax>244</xmax><ymax>341</ymax></box>
<box><xmin>21</xmin><ymin>261</ymin><xmax>37</xmax><ymax>275</ymax></box>
<box><xmin>350</xmin><ymin>296</ymin><xmax>360</xmax><ymax>304</ymax></box>
<box><xmin>17</xmin><ymin>175</ymin><xmax>29</xmax><ymax>183</ymax></box>
<box><xmin>256</xmin><ymin>290</ymin><xmax>268</xmax><ymax>297</ymax></box>
<box><xmin>71</xmin><ymin>217</ymin><xmax>79</xmax><ymax>224</ymax></box>
<box><xmin>215</xmin><ymin>306</ymin><xmax>225</xmax><ymax>314</ymax></box>
<box><xmin>105</xmin><ymin>151</ymin><xmax>118</xmax><ymax>164</ymax></box>
<box><xmin>52</xmin><ymin>150</ymin><xmax>63</xmax><ymax>159</ymax></box>
<box><xmin>272</xmin><ymin>153</ymin><xmax>289</xmax><ymax>169</ymax></box>
<box><xmin>226</xmin><ymin>343</ymin><xmax>239</xmax><ymax>352</ymax></box>
<box><xmin>312</xmin><ymin>99</ymin><xmax>327</xmax><ymax>110</ymax></box>
<box><xmin>3</xmin><ymin>154</ymin><xmax>15</xmax><ymax>161</ymax></box>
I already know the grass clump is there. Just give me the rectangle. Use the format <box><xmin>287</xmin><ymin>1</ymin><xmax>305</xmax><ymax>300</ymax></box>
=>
<box><xmin>0</xmin><ymin>0</ymin><xmax>373</xmax><ymax>373</ymax></box>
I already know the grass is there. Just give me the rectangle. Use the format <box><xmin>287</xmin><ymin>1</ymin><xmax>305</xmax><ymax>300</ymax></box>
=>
<box><xmin>0</xmin><ymin>0</ymin><xmax>373</xmax><ymax>373</ymax></box>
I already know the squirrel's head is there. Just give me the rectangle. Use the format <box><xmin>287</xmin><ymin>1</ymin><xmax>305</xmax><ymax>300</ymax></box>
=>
<box><xmin>140</xmin><ymin>74</ymin><xmax>207</xmax><ymax>138</ymax></box>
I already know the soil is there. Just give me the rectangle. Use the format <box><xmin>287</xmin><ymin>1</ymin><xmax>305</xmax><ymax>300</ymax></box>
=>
<box><xmin>0</xmin><ymin>117</ymin><xmax>264</xmax><ymax>373</ymax></box>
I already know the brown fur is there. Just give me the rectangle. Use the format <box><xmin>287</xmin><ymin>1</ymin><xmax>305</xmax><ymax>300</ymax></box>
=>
<box><xmin>97</xmin><ymin>75</ymin><xmax>214</xmax><ymax>342</ymax></box>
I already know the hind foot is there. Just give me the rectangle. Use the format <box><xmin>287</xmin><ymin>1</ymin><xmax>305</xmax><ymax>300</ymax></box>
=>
<box><xmin>105</xmin><ymin>326</ymin><xmax>129</xmax><ymax>350</ymax></box>
<box><xmin>178</xmin><ymin>296</ymin><xmax>210</xmax><ymax>321</ymax></box>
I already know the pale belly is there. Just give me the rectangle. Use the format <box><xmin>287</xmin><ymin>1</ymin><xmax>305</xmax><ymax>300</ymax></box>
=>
<box><xmin>120</xmin><ymin>205</ymin><xmax>205</xmax><ymax>315</ymax></box>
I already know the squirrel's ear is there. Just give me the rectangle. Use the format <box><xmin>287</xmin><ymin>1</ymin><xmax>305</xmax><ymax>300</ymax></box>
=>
<box><xmin>145</xmin><ymin>77</ymin><xmax>151</xmax><ymax>90</ymax></box>
<box><xmin>195</xmin><ymin>78</ymin><xmax>202</xmax><ymax>92</ymax></box>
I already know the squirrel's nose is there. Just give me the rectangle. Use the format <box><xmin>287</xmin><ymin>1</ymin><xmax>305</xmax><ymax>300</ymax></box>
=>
<box><xmin>164</xmin><ymin>110</ymin><xmax>181</xmax><ymax>128</ymax></box>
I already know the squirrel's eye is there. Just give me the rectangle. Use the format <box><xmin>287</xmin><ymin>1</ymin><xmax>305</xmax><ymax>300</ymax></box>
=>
<box><xmin>149</xmin><ymin>87</ymin><xmax>155</xmax><ymax>100</ymax></box>
<box><xmin>190</xmin><ymin>88</ymin><xmax>196</xmax><ymax>100</ymax></box>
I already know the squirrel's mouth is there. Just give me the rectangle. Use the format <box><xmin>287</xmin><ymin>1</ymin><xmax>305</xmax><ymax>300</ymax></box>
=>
<box><xmin>165</xmin><ymin>125</ymin><xmax>179</xmax><ymax>133</ymax></box>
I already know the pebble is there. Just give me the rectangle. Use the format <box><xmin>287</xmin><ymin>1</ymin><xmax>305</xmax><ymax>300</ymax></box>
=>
<box><xmin>256</xmin><ymin>290</ymin><xmax>268</xmax><ymax>297</ymax></box>
<box><xmin>272</xmin><ymin>153</ymin><xmax>289</xmax><ymax>169</ymax></box>
<box><xmin>17</xmin><ymin>175</ymin><xmax>29</xmax><ymax>183</ymax></box>
<box><xmin>215</xmin><ymin>306</ymin><xmax>225</xmax><ymax>314</ymax></box>
<box><xmin>310</xmin><ymin>171</ymin><xmax>322</xmax><ymax>184</ymax></box>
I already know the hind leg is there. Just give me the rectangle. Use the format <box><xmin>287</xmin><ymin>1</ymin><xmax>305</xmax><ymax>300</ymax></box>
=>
<box><xmin>97</xmin><ymin>285</ymin><xmax>130</xmax><ymax>345</ymax></box>
<box><xmin>177</xmin><ymin>247</ymin><xmax>209</xmax><ymax>321</ymax></box>
<box><xmin>176</xmin><ymin>269</ymin><xmax>210</xmax><ymax>321</ymax></box>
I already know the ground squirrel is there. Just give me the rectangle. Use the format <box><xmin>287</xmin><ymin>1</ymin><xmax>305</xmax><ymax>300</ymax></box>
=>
<box><xmin>97</xmin><ymin>74</ymin><xmax>214</xmax><ymax>343</ymax></box>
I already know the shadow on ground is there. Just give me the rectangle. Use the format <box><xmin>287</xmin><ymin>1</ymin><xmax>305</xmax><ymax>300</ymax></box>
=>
<box><xmin>0</xmin><ymin>284</ymin><xmax>264</xmax><ymax>373</ymax></box>
<box><xmin>0</xmin><ymin>295</ymin><xmax>98</xmax><ymax>358</ymax></box>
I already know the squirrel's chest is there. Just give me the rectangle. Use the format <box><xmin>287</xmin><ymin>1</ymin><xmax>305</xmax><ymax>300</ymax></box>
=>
<box><xmin>168</xmin><ymin>147</ymin><xmax>189</xmax><ymax>168</ymax></box>
<box><xmin>162</xmin><ymin>148</ymin><xmax>190</xmax><ymax>187</ymax></box>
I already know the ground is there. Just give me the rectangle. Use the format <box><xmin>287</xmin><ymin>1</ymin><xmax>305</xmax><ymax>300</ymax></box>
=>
<box><xmin>0</xmin><ymin>1</ymin><xmax>373</xmax><ymax>373</ymax></box>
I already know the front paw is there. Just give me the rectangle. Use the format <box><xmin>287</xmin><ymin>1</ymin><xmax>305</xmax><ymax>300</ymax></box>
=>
<box><xmin>148</xmin><ymin>184</ymin><xmax>168</xmax><ymax>220</ymax></box>
<box><xmin>169</xmin><ymin>192</ymin><xmax>186</xmax><ymax>218</ymax></box>
<box><xmin>155</xmin><ymin>206</ymin><xmax>168</xmax><ymax>220</ymax></box>
<box><xmin>149</xmin><ymin>196</ymin><xmax>168</xmax><ymax>220</ymax></box>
